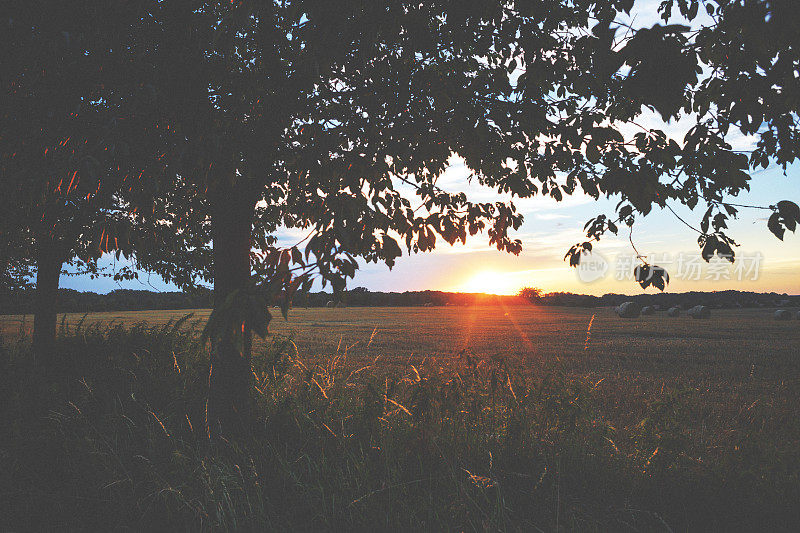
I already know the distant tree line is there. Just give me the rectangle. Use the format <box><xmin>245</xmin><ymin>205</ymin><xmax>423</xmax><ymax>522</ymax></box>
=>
<box><xmin>0</xmin><ymin>288</ymin><xmax>214</xmax><ymax>315</ymax></box>
<box><xmin>293</xmin><ymin>288</ymin><xmax>525</xmax><ymax>308</ymax></box>
<box><xmin>520</xmin><ymin>289</ymin><xmax>798</xmax><ymax>309</ymax></box>
<box><xmin>2</xmin><ymin>287</ymin><xmax>796</xmax><ymax>316</ymax></box>
<box><xmin>0</xmin><ymin>287</ymin><xmax>524</xmax><ymax>314</ymax></box>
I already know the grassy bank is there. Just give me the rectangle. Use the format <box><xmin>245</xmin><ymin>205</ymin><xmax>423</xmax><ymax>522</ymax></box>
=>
<box><xmin>1</xmin><ymin>317</ymin><xmax>799</xmax><ymax>531</ymax></box>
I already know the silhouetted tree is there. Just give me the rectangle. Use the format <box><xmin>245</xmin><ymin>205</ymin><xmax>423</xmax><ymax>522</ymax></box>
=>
<box><xmin>126</xmin><ymin>0</ymin><xmax>595</xmax><ymax>435</ymax></box>
<box><xmin>1</xmin><ymin>2</ymin><xmax>214</xmax><ymax>357</ymax></box>
<box><xmin>119</xmin><ymin>0</ymin><xmax>800</xmax><ymax>436</ymax></box>
<box><xmin>518</xmin><ymin>287</ymin><xmax>543</xmax><ymax>302</ymax></box>
<box><xmin>1</xmin><ymin>3</ymin><xmax>138</xmax><ymax>356</ymax></box>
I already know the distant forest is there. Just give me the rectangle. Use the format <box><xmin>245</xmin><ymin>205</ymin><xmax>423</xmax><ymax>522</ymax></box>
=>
<box><xmin>1</xmin><ymin>287</ymin><xmax>797</xmax><ymax>315</ymax></box>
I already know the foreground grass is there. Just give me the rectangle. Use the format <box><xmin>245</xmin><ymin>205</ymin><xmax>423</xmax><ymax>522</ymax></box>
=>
<box><xmin>1</xmin><ymin>318</ymin><xmax>799</xmax><ymax>531</ymax></box>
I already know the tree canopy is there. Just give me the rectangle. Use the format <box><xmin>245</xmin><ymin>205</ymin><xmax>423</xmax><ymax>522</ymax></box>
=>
<box><xmin>121</xmin><ymin>0</ymin><xmax>800</xmax><ymax>298</ymax></box>
<box><xmin>1</xmin><ymin>2</ymin><xmax>215</xmax><ymax>351</ymax></box>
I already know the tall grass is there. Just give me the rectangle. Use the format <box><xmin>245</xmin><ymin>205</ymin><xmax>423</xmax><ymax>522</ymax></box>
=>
<box><xmin>1</xmin><ymin>317</ymin><xmax>798</xmax><ymax>531</ymax></box>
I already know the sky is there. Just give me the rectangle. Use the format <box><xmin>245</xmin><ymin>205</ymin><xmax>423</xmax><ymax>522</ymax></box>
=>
<box><xmin>62</xmin><ymin>151</ymin><xmax>800</xmax><ymax>297</ymax></box>
<box><xmin>60</xmin><ymin>0</ymin><xmax>800</xmax><ymax>297</ymax></box>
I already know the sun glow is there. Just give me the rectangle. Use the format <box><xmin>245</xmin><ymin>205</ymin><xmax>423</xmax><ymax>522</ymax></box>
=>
<box><xmin>458</xmin><ymin>270</ymin><xmax>520</xmax><ymax>295</ymax></box>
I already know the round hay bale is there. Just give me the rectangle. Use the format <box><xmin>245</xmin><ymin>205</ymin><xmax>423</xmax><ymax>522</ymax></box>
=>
<box><xmin>615</xmin><ymin>301</ymin><xmax>641</xmax><ymax>318</ymax></box>
<box><xmin>667</xmin><ymin>307</ymin><xmax>680</xmax><ymax>317</ymax></box>
<box><xmin>687</xmin><ymin>305</ymin><xmax>710</xmax><ymax>319</ymax></box>
<box><xmin>641</xmin><ymin>305</ymin><xmax>655</xmax><ymax>315</ymax></box>
<box><xmin>774</xmin><ymin>309</ymin><xmax>791</xmax><ymax>321</ymax></box>
<box><xmin>325</xmin><ymin>300</ymin><xmax>334</xmax><ymax>308</ymax></box>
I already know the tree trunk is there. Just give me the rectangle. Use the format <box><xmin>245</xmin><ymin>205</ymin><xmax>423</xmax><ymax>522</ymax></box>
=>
<box><xmin>206</xmin><ymin>185</ymin><xmax>256</xmax><ymax>439</ymax></box>
<box><xmin>32</xmin><ymin>235</ymin><xmax>63</xmax><ymax>361</ymax></box>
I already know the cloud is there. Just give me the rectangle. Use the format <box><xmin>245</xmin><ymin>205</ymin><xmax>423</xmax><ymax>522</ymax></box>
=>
<box><xmin>532</xmin><ymin>212</ymin><xmax>569</xmax><ymax>220</ymax></box>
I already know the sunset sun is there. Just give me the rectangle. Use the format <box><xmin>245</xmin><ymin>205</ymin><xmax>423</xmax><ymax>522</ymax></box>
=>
<box><xmin>459</xmin><ymin>270</ymin><xmax>518</xmax><ymax>295</ymax></box>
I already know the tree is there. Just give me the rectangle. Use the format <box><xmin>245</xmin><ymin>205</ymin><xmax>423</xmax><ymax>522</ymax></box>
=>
<box><xmin>1</xmin><ymin>3</ymin><xmax>134</xmax><ymax>356</ymax></box>
<box><xmin>122</xmin><ymin>0</ymin><xmax>552</xmax><ymax>435</ymax></box>
<box><xmin>1</xmin><ymin>2</ymin><xmax>212</xmax><ymax>357</ymax></box>
<box><xmin>518</xmin><ymin>287</ymin><xmax>544</xmax><ymax>302</ymax></box>
<box><xmin>125</xmin><ymin>0</ymin><xmax>650</xmax><ymax>435</ymax></box>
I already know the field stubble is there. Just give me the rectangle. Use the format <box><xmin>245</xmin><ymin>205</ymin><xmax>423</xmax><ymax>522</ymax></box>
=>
<box><xmin>2</xmin><ymin>305</ymin><xmax>798</xmax><ymax>456</ymax></box>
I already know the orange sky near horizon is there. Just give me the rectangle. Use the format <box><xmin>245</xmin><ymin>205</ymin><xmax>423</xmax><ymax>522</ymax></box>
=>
<box><xmin>334</xmin><ymin>157</ymin><xmax>800</xmax><ymax>297</ymax></box>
